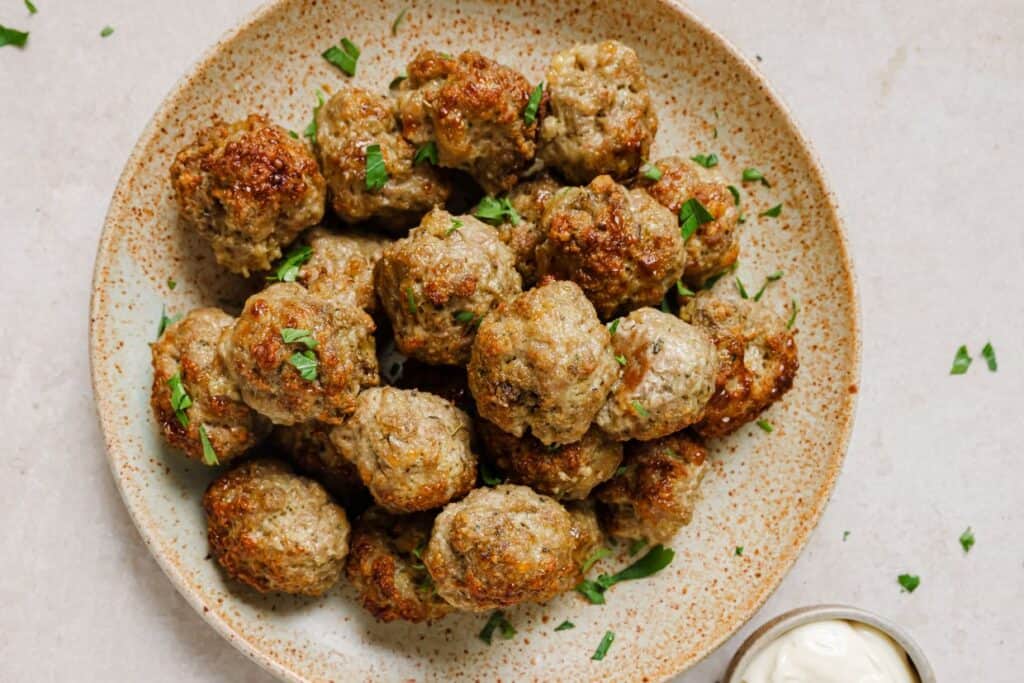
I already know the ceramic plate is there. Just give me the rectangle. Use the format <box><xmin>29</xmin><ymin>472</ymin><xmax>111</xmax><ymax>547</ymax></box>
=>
<box><xmin>89</xmin><ymin>0</ymin><xmax>860</xmax><ymax>680</ymax></box>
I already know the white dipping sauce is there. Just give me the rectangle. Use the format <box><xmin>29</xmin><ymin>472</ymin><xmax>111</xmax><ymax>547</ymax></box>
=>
<box><xmin>741</xmin><ymin>619</ymin><xmax>919</xmax><ymax>683</ymax></box>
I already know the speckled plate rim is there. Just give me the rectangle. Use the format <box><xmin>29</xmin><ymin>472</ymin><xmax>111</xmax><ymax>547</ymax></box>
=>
<box><xmin>88</xmin><ymin>1</ymin><xmax>862</xmax><ymax>681</ymax></box>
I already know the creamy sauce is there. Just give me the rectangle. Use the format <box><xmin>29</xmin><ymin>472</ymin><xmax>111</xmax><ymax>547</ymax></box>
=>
<box><xmin>741</xmin><ymin>619</ymin><xmax>919</xmax><ymax>683</ymax></box>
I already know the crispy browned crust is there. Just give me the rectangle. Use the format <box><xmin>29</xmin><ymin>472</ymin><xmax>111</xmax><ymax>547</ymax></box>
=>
<box><xmin>500</xmin><ymin>174</ymin><xmax>564</xmax><ymax>285</ymax></box>
<box><xmin>344</xmin><ymin>508</ymin><xmax>452</xmax><ymax>623</ymax></box>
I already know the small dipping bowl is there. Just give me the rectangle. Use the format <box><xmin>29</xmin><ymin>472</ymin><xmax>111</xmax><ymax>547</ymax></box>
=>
<box><xmin>723</xmin><ymin>604</ymin><xmax>936</xmax><ymax>683</ymax></box>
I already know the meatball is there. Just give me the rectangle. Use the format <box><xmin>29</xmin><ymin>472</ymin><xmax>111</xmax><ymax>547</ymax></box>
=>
<box><xmin>565</xmin><ymin>500</ymin><xmax>604</xmax><ymax>572</ymax></box>
<box><xmin>494</xmin><ymin>173</ymin><xmax>565</xmax><ymax>286</ymax></box>
<box><xmin>536</xmin><ymin>175</ymin><xmax>685</xmax><ymax>319</ymax></box>
<box><xmin>596</xmin><ymin>308</ymin><xmax>718</xmax><ymax>441</ymax></box>
<box><xmin>635</xmin><ymin>156</ymin><xmax>740</xmax><ymax>287</ymax></box>
<box><xmin>595</xmin><ymin>432</ymin><xmax>708</xmax><ymax>542</ymax></box>
<box><xmin>478</xmin><ymin>421</ymin><xmax>621</xmax><ymax>500</ymax></box>
<box><xmin>151</xmin><ymin>308</ymin><xmax>270</xmax><ymax>465</ymax></box>
<box><xmin>467</xmin><ymin>280</ymin><xmax>618</xmax><ymax>445</ymax></box>
<box><xmin>539</xmin><ymin>40</ymin><xmax>658</xmax><ymax>184</ymax></box>
<box><xmin>203</xmin><ymin>458</ymin><xmax>350</xmax><ymax>596</ymax></box>
<box><xmin>374</xmin><ymin>207</ymin><xmax>521</xmax><ymax>366</ymax></box>
<box><xmin>223</xmin><ymin>282</ymin><xmax>378</xmax><ymax>425</ymax></box>
<box><xmin>679</xmin><ymin>284</ymin><xmax>799</xmax><ymax>438</ymax></box>
<box><xmin>271</xmin><ymin>422</ymin><xmax>370</xmax><ymax>510</ymax></box>
<box><xmin>397</xmin><ymin>50</ymin><xmax>541</xmax><ymax>194</ymax></box>
<box><xmin>295</xmin><ymin>227</ymin><xmax>388</xmax><ymax>312</ymax></box>
<box><xmin>345</xmin><ymin>507</ymin><xmax>453</xmax><ymax>623</ymax></box>
<box><xmin>330</xmin><ymin>387</ymin><xmax>477</xmax><ymax>513</ymax></box>
<box><xmin>170</xmin><ymin>115</ymin><xmax>326</xmax><ymax>276</ymax></box>
<box><xmin>423</xmin><ymin>485</ymin><xmax>577</xmax><ymax>611</ymax></box>
<box><xmin>315</xmin><ymin>88</ymin><xmax>451</xmax><ymax>230</ymax></box>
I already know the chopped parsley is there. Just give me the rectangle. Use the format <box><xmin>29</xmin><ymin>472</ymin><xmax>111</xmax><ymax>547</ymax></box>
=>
<box><xmin>268</xmin><ymin>244</ymin><xmax>313</xmax><ymax>282</ymax></box>
<box><xmin>630</xmin><ymin>400</ymin><xmax>650</xmax><ymax>418</ymax></box>
<box><xmin>364</xmin><ymin>143</ymin><xmax>388</xmax><ymax>191</ymax></box>
<box><xmin>198</xmin><ymin>424</ymin><xmax>219</xmax><ymax>466</ymax></box>
<box><xmin>756</xmin><ymin>419</ymin><xmax>773</xmax><ymax>433</ymax></box>
<box><xmin>391</xmin><ymin>7</ymin><xmax>408</xmax><ymax>35</ymax></box>
<box><xmin>157</xmin><ymin>306</ymin><xmax>181</xmax><ymax>338</ymax></box>
<box><xmin>591</xmin><ymin>631</ymin><xmax>615</xmax><ymax>661</ymax></box>
<box><xmin>628</xmin><ymin>538</ymin><xmax>647</xmax><ymax>556</ymax></box>
<box><xmin>981</xmin><ymin>342</ymin><xmax>997</xmax><ymax>371</ymax></box>
<box><xmin>703</xmin><ymin>262</ymin><xmax>738</xmax><ymax>290</ymax></box>
<box><xmin>303</xmin><ymin>90</ymin><xmax>326</xmax><ymax>143</ymax></box>
<box><xmin>742</xmin><ymin>167</ymin><xmax>770</xmax><ymax>186</ymax></box>
<box><xmin>446</xmin><ymin>218</ymin><xmax>464</xmax><ymax>236</ymax></box>
<box><xmin>678</xmin><ymin>197</ymin><xmax>714</xmax><ymax>241</ymax></box>
<box><xmin>676</xmin><ymin>281</ymin><xmax>695</xmax><ymax>297</ymax></box>
<box><xmin>554</xmin><ymin>620</ymin><xmax>575</xmax><ymax>632</ymax></box>
<box><xmin>734</xmin><ymin>546</ymin><xmax>744</xmax><ymax>556</ymax></box>
<box><xmin>475</xmin><ymin>196</ymin><xmax>520</xmax><ymax>225</ymax></box>
<box><xmin>99</xmin><ymin>25</ymin><xmax>114</xmax><ymax>38</ymax></box>
<box><xmin>959</xmin><ymin>527</ymin><xmax>975</xmax><ymax>553</ymax></box>
<box><xmin>608</xmin><ymin>318</ymin><xmax>621</xmax><ymax>335</ymax></box>
<box><xmin>289</xmin><ymin>350</ymin><xmax>318</xmax><ymax>381</ymax></box>
<box><xmin>786</xmin><ymin>298</ymin><xmax>799</xmax><ymax>329</ymax></box>
<box><xmin>735</xmin><ymin>277</ymin><xmax>749</xmax><ymax>299</ymax></box>
<box><xmin>288</xmin><ymin>130</ymin><xmax>299</xmax><ymax>139</ymax></box>
<box><xmin>414</xmin><ymin>140</ymin><xmax>438</xmax><ymax>165</ymax></box>
<box><xmin>523</xmin><ymin>82</ymin><xmax>544</xmax><ymax>125</ymax></box>
<box><xmin>752</xmin><ymin>270</ymin><xmax>783</xmax><ymax>302</ymax></box>
<box><xmin>727</xmin><ymin>185</ymin><xmax>741</xmax><ymax>205</ymax></box>
<box><xmin>640</xmin><ymin>162</ymin><xmax>662</xmax><ymax>181</ymax></box>
<box><xmin>0</xmin><ymin>25</ymin><xmax>29</xmax><ymax>48</ymax></box>
<box><xmin>454</xmin><ymin>309</ymin><xmax>481</xmax><ymax>327</ymax></box>
<box><xmin>405</xmin><ymin>286</ymin><xmax>418</xmax><ymax>313</ymax></box>
<box><xmin>581</xmin><ymin>547</ymin><xmax>612</xmax><ymax>574</ymax></box>
<box><xmin>897</xmin><ymin>573</ymin><xmax>920</xmax><ymax>593</ymax></box>
<box><xmin>322</xmin><ymin>38</ymin><xmax>360</xmax><ymax>76</ymax></box>
<box><xmin>167</xmin><ymin>277</ymin><xmax>177</xmax><ymax>290</ymax></box>
<box><xmin>950</xmin><ymin>345</ymin><xmax>972</xmax><ymax>375</ymax></box>
<box><xmin>478</xmin><ymin>611</ymin><xmax>516</xmax><ymax>644</ymax></box>
<box><xmin>576</xmin><ymin>544</ymin><xmax>674</xmax><ymax>605</ymax></box>
<box><xmin>167</xmin><ymin>373</ymin><xmax>192</xmax><ymax>427</ymax></box>
<box><xmin>479</xmin><ymin>459</ymin><xmax>503</xmax><ymax>486</ymax></box>
<box><xmin>843</xmin><ymin>531</ymin><xmax>851</xmax><ymax>541</ymax></box>
<box><xmin>690</xmin><ymin>153</ymin><xmax>718</xmax><ymax>168</ymax></box>
<box><xmin>389</xmin><ymin>72</ymin><xmax>407</xmax><ymax>89</ymax></box>
<box><xmin>281</xmin><ymin>328</ymin><xmax>318</xmax><ymax>349</ymax></box>
<box><xmin>25</xmin><ymin>0</ymin><xmax>37</xmax><ymax>14</ymax></box>
<box><xmin>760</xmin><ymin>203</ymin><xmax>783</xmax><ymax>218</ymax></box>
<box><xmin>614</xmin><ymin>354</ymin><xmax>627</xmax><ymax>367</ymax></box>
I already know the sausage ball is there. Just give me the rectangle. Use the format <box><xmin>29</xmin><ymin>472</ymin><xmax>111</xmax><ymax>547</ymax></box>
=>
<box><xmin>271</xmin><ymin>422</ymin><xmax>370</xmax><ymax>510</ymax></box>
<box><xmin>295</xmin><ymin>227</ymin><xmax>388</xmax><ymax>312</ymax></box>
<box><xmin>151</xmin><ymin>308</ymin><xmax>270</xmax><ymax>465</ymax></box>
<box><xmin>397</xmin><ymin>50</ymin><xmax>541</xmax><ymax>194</ymax></box>
<box><xmin>493</xmin><ymin>173</ymin><xmax>565</xmax><ymax>286</ymax></box>
<box><xmin>223</xmin><ymin>282</ymin><xmax>378</xmax><ymax>426</ymax></box>
<box><xmin>596</xmin><ymin>307</ymin><xmax>718</xmax><ymax>441</ymax></box>
<box><xmin>423</xmin><ymin>485</ymin><xmax>577</xmax><ymax>611</ymax></box>
<box><xmin>330</xmin><ymin>387</ymin><xmax>477</xmax><ymax>513</ymax></box>
<box><xmin>374</xmin><ymin>207</ymin><xmax>521</xmax><ymax>366</ymax></box>
<box><xmin>635</xmin><ymin>156</ymin><xmax>740</xmax><ymax>288</ymax></box>
<box><xmin>679</xmin><ymin>284</ymin><xmax>799</xmax><ymax>438</ymax></box>
<box><xmin>478</xmin><ymin>421</ymin><xmax>622</xmax><ymax>500</ymax></box>
<box><xmin>345</xmin><ymin>507</ymin><xmax>453</xmax><ymax>623</ymax></box>
<box><xmin>170</xmin><ymin>114</ymin><xmax>326</xmax><ymax>276</ymax></box>
<box><xmin>539</xmin><ymin>40</ymin><xmax>658</xmax><ymax>184</ymax></box>
<box><xmin>467</xmin><ymin>280</ymin><xmax>618</xmax><ymax>445</ymax></box>
<box><xmin>203</xmin><ymin>458</ymin><xmax>350</xmax><ymax>596</ymax></box>
<box><xmin>595</xmin><ymin>432</ymin><xmax>708</xmax><ymax>542</ymax></box>
<box><xmin>536</xmin><ymin>175</ymin><xmax>685</xmax><ymax>319</ymax></box>
<box><xmin>315</xmin><ymin>88</ymin><xmax>451</xmax><ymax>230</ymax></box>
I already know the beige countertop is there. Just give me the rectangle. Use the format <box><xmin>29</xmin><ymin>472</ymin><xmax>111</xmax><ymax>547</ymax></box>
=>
<box><xmin>1</xmin><ymin>0</ymin><xmax>1021</xmax><ymax>680</ymax></box>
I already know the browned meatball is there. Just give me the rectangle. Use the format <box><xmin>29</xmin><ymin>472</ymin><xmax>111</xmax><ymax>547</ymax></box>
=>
<box><xmin>170</xmin><ymin>115</ymin><xmax>326</xmax><ymax>276</ymax></box>
<box><xmin>423</xmin><ymin>485</ymin><xmax>577</xmax><ymax>611</ymax></box>
<box><xmin>151</xmin><ymin>308</ymin><xmax>270</xmax><ymax>465</ymax></box>
<box><xmin>271</xmin><ymin>422</ymin><xmax>370</xmax><ymax>510</ymax></box>
<box><xmin>478</xmin><ymin>421</ymin><xmax>621</xmax><ymax>500</ymax></box>
<box><xmin>374</xmin><ymin>207</ymin><xmax>521</xmax><ymax>366</ymax></box>
<box><xmin>635</xmin><ymin>156</ymin><xmax>740</xmax><ymax>288</ymax></box>
<box><xmin>330</xmin><ymin>387</ymin><xmax>477</xmax><ymax>513</ymax></box>
<box><xmin>596</xmin><ymin>308</ymin><xmax>718</xmax><ymax>441</ymax></box>
<box><xmin>679</xmin><ymin>283</ymin><xmax>799</xmax><ymax>438</ymax></box>
<box><xmin>595</xmin><ymin>432</ymin><xmax>708</xmax><ymax>542</ymax></box>
<box><xmin>494</xmin><ymin>173</ymin><xmax>565</xmax><ymax>286</ymax></box>
<box><xmin>397</xmin><ymin>50</ymin><xmax>541</xmax><ymax>194</ymax></box>
<box><xmin>223</xmin><ymin>282</ymin><xmax>378</xmax><ymax>425</ymax></box>
<box><xmin>315</xmin><ymin>88</ymin><xmax>451</xmax><ymax>230</ymax></box>
<box><xmin>539</xmin><ymin>41</ymin><xmax>657</xmax><ymax>184</ymax></box>
<box><xmin>536</xmin><ymin>175</ymin><xmax>685</xmax><ymax>319</ymax></box>
<box><xmin>345</xmin><ymin>507</ymin><xmax>453</xmax><ymax>623</ymax></box>
<box><xmin>467</xmin><ymin>280</ymin><xmax>618</xmax><ymax>445</ymax></box>
<box><xmin>295</xmin><ymin>227</ymin><xmax>388</xmax><ymax>312</ymax></box>
<box><xmin>203</xmin><ymin>458</ymin><xmax>350</xmax><ymax>596</ymax></box>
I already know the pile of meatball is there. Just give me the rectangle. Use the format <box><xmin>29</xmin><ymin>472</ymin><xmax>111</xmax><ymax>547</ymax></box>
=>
<box><xmin>153</xmin><ymin>40</ymin><xmax>799</xmax><ymax>621</ymax></box>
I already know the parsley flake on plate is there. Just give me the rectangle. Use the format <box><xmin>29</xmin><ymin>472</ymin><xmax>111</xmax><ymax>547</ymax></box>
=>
<box><xmin>735</xmin><ymin>277</ymin><xmax>749</xmax><ymax>300</ymax></box>
<box><xmin>478</xmin><ymin>611</ymin><xmax>516</xmax><ymax>644</ymax></box>
<box><xmin>198</xmin><ymin>424</ymin><xmax>219</xmax><ymax>466</ymax></box>
<box><xmin>786</xmin><ymin>298</ymin><xmax>799</xmax><ymax>329</ymax></box>
<box><xmin>322</xmin><ymin>37</ymin><xmax>360</xmax><ymax>76</ymax></box>
<box><xmin>727</xmin><ymin>185</ymin><xmax>741</xmax><ymax>205</ymax></box>
<box><xmin>281</xmin><ymin>328</ymin><xmax>318</xmax><ymax>349</ymax></box>
<box><xmin>591</xmin><ymin>631</ymin><xmax>615</xmax><ymax>661</ymax></box>
<box><xmin>756</xmin><ymin>419</ymin><xmax>773</xmax><ymax>433</ymax></box>
<box><xmin>523</xmin><ymin>82</ymin><xmax>544</xmax><ymax>125</ymax></box>
<box><xmin>760</xmin><ymin>203</ymin><xmax>783</xmax><ymax>218</ymax></box>
<box><xmin>742</xmin><ymin>167</ymin><xmax>770</xmax><ymax>186</ymax></box>
<box><xmin>575</xmin><ymin>544</ymin><xmax>674</xmax><ymax>605</ymax></box>
<box><xmin>752</xmin><ymin>270</ymin><xmax>783</xmax><ymax>302</ymax></box>
<box><xmin>391</xmin><ymin>7</ymin><xmax>408</xmax><ymax>35</ymax></box>
<box><xmin>897</xmin><ymin>573</ymin><xmax>920</xmax><ymax>593</ymax></box>
<box><xmin>950</xmin><ymin>345</ymin><xmax>972</xmax><ymax>375</ymax></box>
<box><xmin>414</xmin><ymin>140</ymin><xmax>438</xmax><ymax>165</ymax></box>
<box><xmin>25</xmin><ymin>0</ymin><xmax>37</xmax><ymax>15</ymax></box>
<box><xmin>640</xmin><ymin>162</ymin><xmax>662</xmax><ymax>181</ymax></box>
<box><xmin>475</xmin><ymin>196</ymin><xmax>520</xmax><ymax>225</ymax></box>
<box><xmin>678</xmin><ymin>197</ymin><xmax>714</xmax><ymax>241</ymax></box>
<box><xmin>268</xmin><ymin>244</ymin><xmax>313</xmax><ymax>283</ymax></box>
<box><xmin>157</xmin><ymin>306</ymin><xmax>182</xmax><ymax>338</ymax></box>
<box><xmin>959</xmin><ymin>527</ymin><xmax>975</xmax><ymax>553</ymax></box>
<box><xmin>690</xmin><ymin>153</ymin><xmax>718</xmax><ymax>168</ymax></box>
<box><xmin>981</xmin><ymin>342</ymin><xmax>997</xmax><ymax>372</ymax></box>
<box><xmin>0</xmin><ymin>25</ymin><xmax>29</xmax><ymax>48</ymax></box>
<box><xmin>100</xmin><ymin>25</ymin><xmax>114</xmax><ymax>38</ymax></box>
<box><xmin>734</xmin><ymin>546</ymin><xmax>744</xmax><ymax>556</ymax></box>
<box><xmin>554</xmin><ymin>620</ymin><xmax>575</xmax><ymax>632</ymax></box>
<box><xmin>843</xmin><ymin>531</ymin><xmax>851</xmax><ymax>542</ymax></box>
<box><xmin>581</xmin><ymin>547</ymin><xmax>612</xmax><ymax>574</ymax></box>
<box><xmin>167</xmin><ymin>373</ymin><xmax>192</xmax><ymax>427</ymax></box>
<box><xmin>303</xmin><ymin>90</ymin><xmax>326</xmax><ymax>143</ymax></box>
<box><xmin>289</xmin><ymin>350</ymin><xmax>318</xmax><ymax>381</ymax></box>
<box><xmin>389</xmin><ymin>72</ymin><xmax>407</xmax><ymax>89</ymax></box>
<box><xmin>364</xmin><ymin>143</ymin><xmax>389</xmax><ymax>191</ymax></box>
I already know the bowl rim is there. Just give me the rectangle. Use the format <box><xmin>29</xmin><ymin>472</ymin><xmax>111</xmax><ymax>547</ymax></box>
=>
<box><xmin>87</xmin><ymin>0</ymin><xmax>863</xmax><ymax>681</ymax></box>
<box><xmin>722</xmin><ymin>604</ymin><xmax>937</xmax><ymax>683</ymax></box>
